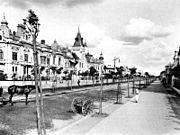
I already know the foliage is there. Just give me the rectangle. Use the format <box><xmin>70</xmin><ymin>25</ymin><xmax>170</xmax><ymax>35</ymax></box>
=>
<box><xmin>116</xmin><ymin>66</ymin><xmax>124</xmax><ymax>77</ymax></box>
<box><xmin>27</xmin><ymin>10</ymin><xmax>39</xmax><ymax>26</ymax></box>
<box><xmin>129</xmin><ymin>67</ymin><xmax>137</xmax><ymax>76</ymax></box>
<box><xmin>80</xmin><ymin>70</ymin><xmax>89</xmax><ymax>76</ymax></box>
<box><xmin>89</xmin><ymin>66</ymin><xmax>97</xmax><ymax>77</ymax></box>
<box><xmin>145</xmin><ymin>72</ymin><xmax>150</xmax><ymax>77</ymax></box>
<box><xmin>0</xmin><ymin>71</ymin><xmax>7</xmax><ymax>80</ymax></box>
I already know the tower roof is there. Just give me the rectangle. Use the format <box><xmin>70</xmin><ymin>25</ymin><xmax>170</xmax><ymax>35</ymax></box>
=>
<box><xmin>99</xmin><ymin>51</ymin><xmax>104</xmax><ymax>60</ymax></box>
<box><xmin>73</xmin><ymin>26</ymin><xmax>84</xmax><ymax>47</ymax></box>
<box><xmin>1</xmin><ymin>13</ymin><xmax>8</xmax><ymax>25</ymax></box>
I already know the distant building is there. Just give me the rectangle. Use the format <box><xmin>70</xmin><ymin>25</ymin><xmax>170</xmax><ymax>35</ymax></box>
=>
<box><xmin>71</xmin><ymin>27</ymin><xmax>103</xmax><ymax>75</ymax></box>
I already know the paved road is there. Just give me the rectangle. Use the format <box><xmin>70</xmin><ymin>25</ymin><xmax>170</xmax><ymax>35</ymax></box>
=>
<box><xmin>52</xmin><ymin>81</ymin><xmax>180</xmax><ymax>135</ymax></box>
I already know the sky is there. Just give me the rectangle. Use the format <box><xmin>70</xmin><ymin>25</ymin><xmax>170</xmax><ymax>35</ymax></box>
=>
<box><xmin>1</xmin><ymin>0</ymin><xmax>180</xmax><ymax>75</ymax></box>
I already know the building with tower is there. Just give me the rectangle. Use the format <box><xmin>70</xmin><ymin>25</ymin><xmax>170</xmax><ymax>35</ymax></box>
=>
<box><xmin>71</xmin><ymin>27</ymin><xmax>103</xmax><ymax>75</ymax></box>
<box><xmin>0</xmin><ymin>13</ymin><xmax>103</xmax><ymax>80</ymax></box>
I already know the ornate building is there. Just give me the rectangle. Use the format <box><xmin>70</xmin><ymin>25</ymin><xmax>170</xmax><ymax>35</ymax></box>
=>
<box><xmin>0</xmin><ymin>14</ymin><xmax>103</xmax><ymax>80</ymax></box>
<box><xmin>0</xmin><ymin>14</ymin><xmax>76</xmax><ymax>80</ymax></box>
<box><xmin>71</xmin><ymin>27</ymin><xmax>103</xmax><ymax>75</ymax></box>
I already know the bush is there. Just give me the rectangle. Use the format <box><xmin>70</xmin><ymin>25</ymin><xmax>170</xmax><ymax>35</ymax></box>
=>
<box><xmin>0</xmin><ymin>73</ymin><xmax>7</xmax><ymax>80</ymax></box>
<box><xmin>174</xmin><ymin>79</ymin><xmax>180</xmax><ymax>90</ymax></box>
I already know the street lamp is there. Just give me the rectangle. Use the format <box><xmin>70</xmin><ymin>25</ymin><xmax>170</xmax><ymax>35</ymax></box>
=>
<box><xmin>113</xmin><ymin>57</ymin><xmax>120</xmax><ymax>83</ymax></box>
<box><xmin>23</xmin><ymin>10</ymin><xmax>45</xmax><ymax>135</ymax></box>
<box><xmin>99</xmin><ymin>52</ymin><xmax>104</xmax><ymax>115</ymax></box>
<box><xmin>114</xmin><ymin>57</ymin><xmax>120</xmax><ymax>72</ymax></box>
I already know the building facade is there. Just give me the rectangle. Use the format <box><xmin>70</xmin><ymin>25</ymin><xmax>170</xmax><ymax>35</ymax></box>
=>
<box><xmin>0</xmin><ymin>14</ymin><xmax>103</xmax><ymax>80</ymax></box>
<box><xmin>71</xmin><ymin>27</ymin><xmax>103</xmax><ymax>75</ymax></box>
<box><xmin>0</xmin><ymin>14</ymin><xmax>77</xmax><ymax>80</ymax></box>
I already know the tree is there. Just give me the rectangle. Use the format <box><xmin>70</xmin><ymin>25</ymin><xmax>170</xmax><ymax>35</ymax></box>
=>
<box><xmin>89</xmin><ymin>66</ymin><xmax>97</xmax><ymax>86</ymax></box>
<box><xmin>12</xmin><ymin>73</ymin><xmax>17</xmax><ymax>85</ymax></box>
<box><xmin>24</xmin><ymin>9</ymin><xmax>45</xmax><ymax>135</ymax></box>
<box><xmin>81</xmin><ymin>70</ymin><xmax>89</xmax><ymax>85</ymax></box>
<box><xmin>145</xmin><ymin>72</ymin><xmax>150</xmax><ymax>85</ymax></box>
<box><xmin>115</xmin><ymin>66</ymin><xmax>124</xmax><ymax>103</ymax></box>
<box><xmin>129</xmin><ymin>67</ymin><xmax>137</xmax><ymax>94</ymax></box>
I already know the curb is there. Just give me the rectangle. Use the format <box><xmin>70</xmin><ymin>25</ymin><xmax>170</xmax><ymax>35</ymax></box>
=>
<box><xmin>171</xmin><ymin>86</ymin><xmax>180</xmax><ymax>95</ymax></box>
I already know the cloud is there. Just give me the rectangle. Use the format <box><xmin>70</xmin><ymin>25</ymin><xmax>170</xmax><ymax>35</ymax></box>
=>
<box><xmin>122</xmin><ymin>36</ymin><xmax>152</xmax><ymax>45</ymax></box>
<box><xmin>121</xmin><ymin>18</ymin><xmax>172</xmax><ymax>45</ymax></box>
<box><xmin>64</xmin><ymin>0</ymin><xmax>103</xmax><ymax>7</ymax></box>
<box><xmin>80</xmin><ymin>23</ymin><xmax>105</xmax><ymax>48</ymax></box>
<box><xmin>0</xmin><ymin>0</ymin><xmax>58</xmax><ymax>9</ymax></box>
<box><xmin>0</xmin><ymin>0</ymin><xmax>103</xmax><ymax>9</ymax></box>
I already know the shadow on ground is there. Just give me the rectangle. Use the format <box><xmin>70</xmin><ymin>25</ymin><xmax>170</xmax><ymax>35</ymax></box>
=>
<box><xmin>142</xmin><ymin>81</ymin><xmax>180</xmax><ymax>131</ymax></box>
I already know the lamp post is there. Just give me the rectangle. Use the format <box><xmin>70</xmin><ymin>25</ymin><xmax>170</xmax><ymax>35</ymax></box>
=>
<box><xmin>99</xmin><ymin>52</ymin><xmax>104</xmax><ymax>115</ymax></box>
<box><xmin>113</xmin><ymin>57</ymin><xmax>121</xmax><ymax>103</ymax></box>
<box><xmin>23</xmin><ymin>10</ymin><xmax>45</xmax><ymax>135</ymax></box>
<box><xmin>114</xmin><ymin>57</ymin><xmax>120</xmax><ymax>82</ymax></box>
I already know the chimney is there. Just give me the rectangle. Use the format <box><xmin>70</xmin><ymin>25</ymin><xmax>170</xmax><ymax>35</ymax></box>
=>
<box><xmin>41</xmin><ymin>40</ymin><xmax>45</xmax><ymax>44</ymax></box>
<box><xmin>16</xmin><ymin>24</ymin><xmax>25</xmax><ymax>37</ymax></box>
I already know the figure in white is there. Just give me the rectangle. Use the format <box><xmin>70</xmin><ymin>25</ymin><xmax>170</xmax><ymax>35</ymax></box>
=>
<box><xmin>135</xmin><ymin>88</ymin><xmax>139</xmax><ymax>103</ymax></box>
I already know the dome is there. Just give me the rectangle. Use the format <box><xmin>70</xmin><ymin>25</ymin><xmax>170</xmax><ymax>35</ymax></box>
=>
<box><xmin>51</xmin><ymin>40</ymin><xmax>60</xmax><ymax>51</ymax></box>
<box><xmin>1</xmin><ymin>13</ymin><xmax>8</xmax><ymax>25</ymax></box>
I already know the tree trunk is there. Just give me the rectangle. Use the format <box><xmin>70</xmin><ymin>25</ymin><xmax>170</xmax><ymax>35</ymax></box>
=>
<box><xmin>99</xmin><ymin>76</ymin><xmax>103</xmax><ymax>114</ymax></box>
<box><xmin>32</xmin><ymin>35</ymin><xmax>42</xmax><ymax>135</ymax></box>
<box><xmin>127</xmin><ymin>77</ymin><xmax>130</xmax><ymax>97</ymax></box>
<box><xmin>38</xmin><ymin>71</ymin><xmax>46</xmax><ymax>135</ymax></box>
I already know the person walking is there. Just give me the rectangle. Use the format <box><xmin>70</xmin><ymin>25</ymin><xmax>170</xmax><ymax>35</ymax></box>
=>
<box><xmin>77</xmin><ymin>79</ymin><xmax>80</xmax><ymax>86</ymax></box>
<box><xmin>135</xmin><ymin>88</ymin><xmax>139</xmax><ymax>103</ymax></box>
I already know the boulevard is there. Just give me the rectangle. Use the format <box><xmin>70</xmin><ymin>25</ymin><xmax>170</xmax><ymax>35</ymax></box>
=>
<box><xmin>51</xmin><ymin>81</ymin><xmax>180</xmax><ymax>135</ymax></box>
<box><xmin>1</xmin><ymin>1</ymin><xmax>180</xmax><ymax>135</ymax></box>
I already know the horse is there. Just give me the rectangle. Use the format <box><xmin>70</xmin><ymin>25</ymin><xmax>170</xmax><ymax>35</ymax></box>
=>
<box><xmin>8</xmin><ymin>85</ymin><xmax>40</xmax><ymax>105</ymax></box>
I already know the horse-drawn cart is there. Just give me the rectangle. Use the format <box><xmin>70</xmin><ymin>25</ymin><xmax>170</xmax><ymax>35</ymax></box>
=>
<box><xmin>71</xmin><ymin>97</ymin><xmax>94</xmax><ymax>116</ymax></box>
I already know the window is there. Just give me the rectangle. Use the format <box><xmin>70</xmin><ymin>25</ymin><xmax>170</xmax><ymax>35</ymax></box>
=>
<box><xmin>65</xmin><ymin>62</ymin><xmax>68</xmax><ymax>68</ymax></box>
<box><xmin>79</xmin><ymin>62</ymin><xmax>81</xmax><ymax>68</ymax></box>
<box><xmin>24</xmin><ymin>54</ymin><xmax>28</xmax><ymax>62</ymax></box>
<box><xmin>24</xmin><ymin>66</ymin><xmax>26</xmax><ymax>74</ymax></box>
<box><xmin>15</xmin><ymin>67</ymin><xmax>17</xmax><ymax>72</ymax></box>
<box><xmin>12</xmin><ymin>52</ymin><xmax>17</xmax><ymax>61</ymax></box>
<box><xmin>0</xmin><ymin>49</ymin><xmax>3</xmax><ymax>60</ymax></box>
<box><xmin>12</xmin><ymin>66</ymin><xmax>14</xmax><ymax>72</ymax></box>
<box><xmin>58</xmin><ymin>57</ymin><xmax>61</xmax><ymax>65</ymax></box>
<box><xmin>0</xmin><ymin>35</ymin><xmax>2</xmax><ymax>40</ymax></box>
<box><xmin>53</xmin><ymin>56</ymin><xmax>56</xmax><ymax>64</ymax></box>
<box><xmin>47</xmin><ymin>58</ymin><xmax>50</xmax><ymax>65</ymax></box>
<box><xmin>40</xmin><ymin>56</ymin><xmax>46</xmax><ymax>65</ymax></box>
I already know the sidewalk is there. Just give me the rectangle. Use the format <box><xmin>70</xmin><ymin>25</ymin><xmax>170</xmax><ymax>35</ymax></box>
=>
<box><xmin>51</xmin><ymin>81</ymin><xmax>180</xmax><ymax>135</ymax></box>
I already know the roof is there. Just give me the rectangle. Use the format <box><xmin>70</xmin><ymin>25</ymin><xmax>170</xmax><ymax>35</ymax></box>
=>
<box><xmin>85</xmin><ymin>53</ymin><xmax>101</xmax><ymax>64</ymax></box>
<box><xmin>73</xmin><ymin>27</ymin><xmax>87</xmax><ymax>47</ymax></box>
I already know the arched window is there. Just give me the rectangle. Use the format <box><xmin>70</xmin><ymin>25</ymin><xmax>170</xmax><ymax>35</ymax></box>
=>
<box><xmin>0</xmin><ymin>49</ymin><xmax>3</xmax><ymax>60</ymax></box>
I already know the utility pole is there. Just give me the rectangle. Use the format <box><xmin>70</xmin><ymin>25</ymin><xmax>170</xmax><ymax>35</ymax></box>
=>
<box><xmin>113</xmin><ymin>57</ymin><xmax>121</xmax><ymax>103</ymax></box>
<box><xmin>114</xmin><ymin>57</ymin><xmax>120</xmax><ymax>73</ymax></box>
<box><xmin>99</xmin><ymin>52</ymin><xmax>104</xmax><ymax>115</ymax></box>
<box><xmin>23</xmin><ymin>10</ymin><xmax>46</xmax><ymax>135</ymax></box>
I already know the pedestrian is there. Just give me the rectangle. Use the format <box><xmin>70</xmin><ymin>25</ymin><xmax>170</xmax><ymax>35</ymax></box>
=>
<box><xmin>77</xmin><ymin>79</ymin><xmax>80</xmax><ymax>86</ymax></box>
<box><xmin>135</xmin><ymin>88</ymin><xmax>139</xmax><ymax>103</ymax></box>
<box><xmin>0</xmin><ymin>86</ymin><xmax>3</xmax><ymax>97</ymax></box>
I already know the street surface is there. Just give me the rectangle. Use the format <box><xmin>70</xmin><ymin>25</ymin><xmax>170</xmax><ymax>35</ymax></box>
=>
<box><xmin>51</xmin><ymin>81</ymin><xmax>180</xmax><ymax>135</ymax></box>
